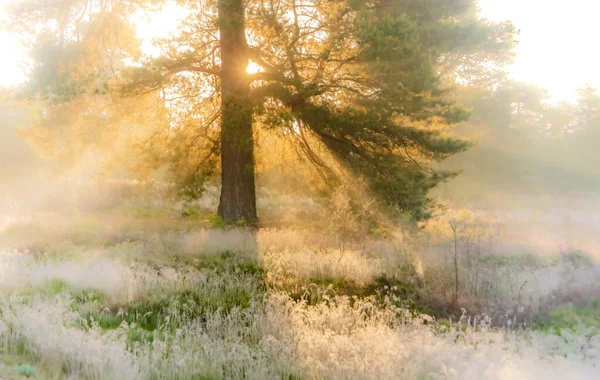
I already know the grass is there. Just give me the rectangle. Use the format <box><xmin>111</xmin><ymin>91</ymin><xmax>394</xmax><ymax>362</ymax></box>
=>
<box><xmin>0</xmin><ymin>210</ymin><xmax>213</xmax><ymax>252</ymax></box>
<box><xmin>17</xmin><ymin>363</ymin><xmax>37</xmax><ymax>377</ymax></box>
<box><xmin>537</xmin><ymin>301</ymin><xmax>600</xmax><ymax>332</ymax></box>
<box><xmin>479</xmin><ymin>252</ymin><xmax>548</xmax><ymax>268</ymax></box>
<box><xmin>285</xmin><ymin>274</ymin><xmax>437</xmax><ymax>319</ymax></box>
<box><xmin>78</xmin><ymin>284</ymin><xmax>257</xmax><ymax>331</ymax></box>
<box><xmin>0</xmin><ymin>193</ymin><xmax>599</xmax><ymax>379</ymax></box>
<box><xmin>0</xmin><ymin>354</ymin><xmax>54</xmax><ymax>379</ymax></box>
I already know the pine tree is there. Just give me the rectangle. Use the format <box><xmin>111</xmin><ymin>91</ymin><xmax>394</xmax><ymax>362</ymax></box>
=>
<box><xmin>7</xmin><ymin>0</ymin><xmax>516</xmax><ymax>222</ymax></box>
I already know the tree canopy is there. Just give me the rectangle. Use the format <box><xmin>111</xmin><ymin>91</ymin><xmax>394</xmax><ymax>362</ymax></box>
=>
<box><xmin>6</xmin><ymin>0</ymin><xmax>517</xmax><ymax>222</ymax></box>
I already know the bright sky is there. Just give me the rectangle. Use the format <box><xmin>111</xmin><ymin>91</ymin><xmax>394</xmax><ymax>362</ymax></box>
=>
<box><xmin>0</xmin><ymin>1</ymin><xmax>27</xmax><ymax>86</ymax></box>
<box><xmin>479</xmin><ymin>0</ymin><xmax>600</xmax><ymax>102</ymax></box>
<box><xmin>129</xmin><ymin>3</ymin><xmax>187</xmax><ymax>58</ymax></box>
<box><xmin>0</xmin><ymin>0</ymin><xmax>598</xmax><ymax>102</ymax></box>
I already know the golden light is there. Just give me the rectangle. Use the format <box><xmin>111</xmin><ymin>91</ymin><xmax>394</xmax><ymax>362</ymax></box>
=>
<box><xmin>246</xmin><ymin>60</ymin><xmax>262</xmax><ymax>75</ymax></box>
<box><xmin>0</xmin><ymin>0</ymin><xmax>598</xmax><ymax>101</ymax></box>
<box><xmin>131</xmin><ymin>3</ymin><xmax>189</xmax><ymax>57</ymax></box>
<box><xmin>0</xmin><ymin>2</ymin><xmax>27</xmax><ymax>87</ymax></box>
<box><xmin>478</xmin><ymin>0</ymin><xmax>600</xmax><ymax>102</ymax></box>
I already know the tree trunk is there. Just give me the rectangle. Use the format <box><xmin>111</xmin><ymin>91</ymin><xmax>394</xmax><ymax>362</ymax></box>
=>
<box><xmin>217</xmin><ymin>0</ymin><xmax>257</xmax><ymax>224</ymax></box>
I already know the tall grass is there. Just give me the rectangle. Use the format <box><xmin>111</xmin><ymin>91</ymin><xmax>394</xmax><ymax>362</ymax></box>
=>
<box><xmin>0</xmin><ymin>180</ymin><xmax>599</xmax><ymax>378</ymax></box>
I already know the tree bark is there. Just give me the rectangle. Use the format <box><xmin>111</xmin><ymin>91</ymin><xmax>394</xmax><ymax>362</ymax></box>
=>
<box><xmin>217</xmin><ymin>0</ymin><xmax>257</xmax><ymax>224</ymax></box>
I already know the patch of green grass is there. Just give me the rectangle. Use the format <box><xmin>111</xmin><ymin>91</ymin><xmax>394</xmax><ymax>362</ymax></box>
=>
<box><xmin>237</xmin><ymin>261</ymin><xmax>264</xmax><ymax>276</ymax></box>
<box><xmin>78</xmin><ymin>269</ymin><xmax>259</xmax><ymax>338</ymax></box>
<box><xmin>291</xmin><ymin>275</ymin><xmax>363</xmax><ymax>306</ymax></box>
<box><xmin>185</xmin><ymin>251</ymin><xmax>265</xmax><ymax>277</ymax></box>
<box><xmin>556</xmin><ymin>250</ymin><xmax>594</xmax><ymax>267</ymax></box>
<box><xmin>208</xmin><ymin>214</ymin><xmax>226</xmax><ymax>229</ymax></box>
<box><xmin>366</xmin><ymin>275</ymin><xmax>435</xmax><ymax>317</ymax></box>
<box><xmin>289</xmin><ymin>274</ymin><xmax>435</xmax><ymax>317</ymax></box>
<box><xmin>187</xmin><ymin>253</ymin><xmax>231</xmax><ymax>271</ymax></box>
<box><xmin>17</xmin><ymin>364</ymin><xmax>37</xmax><ymax>377</ymax></box>
<box><xmin>538</xmin><ymin>302</ymin><xmax>600</xmax><ymax>333</ymax></box>
<box><xmin>79</xmin><ymin>287</ymin><xmax>254</xmax><ymax>347</ymax></box>
<box><xmin>80</xmin><ymin>297</ymin><xmax>180</xmax><ymax>332</ymax></box>
<box><xmin>27</xmin><ymin>242</ymin><xmax>85</xmax><ymax>261</ymax></box>
<box><xmin>480</xmin><ymin>253</ymin><xmax>546</xmax><ymax>268</ymax></box>
<box><xmin>131</xmin><ymin>205</ymin><xmax>153</xmax><ymax>218</ymax></box>
<box><xmin>71</xmin><ymin>289</ymin><xmax>107</xmax><ymax>304</ymax></box>
<box><xmin>308</xmin><ymin>275</ymin><xmax>350</xmax><ymax>290</ymax></box>
<box><xmin>181</xmin><ymin>205</ymin><xmax>201</xmax><ymax>220</ymax></box>
<box><xmin>83</xmin><ymin>252</ymin><xmax>267</xmax><ymax>344</ymax></box>
<box><xmin>0</xmin><ymin>354</ymin><xmax>31</xmax><ymax>367</ymax></box>
<box><xmin>0</xmin><ymin>223</ymin><xmax>52</xmax><ymax>251</ymax></box>
<box><xmin>0</xmin><ymin>223</ymin><xmax>45</xmax><ymax>241</ymax></box>
<box><xmin>0</xmin><ymin>354</ymin><xmax>58</xmax><ymax>379</ymax></box>
<box><xmin>15</xmin><ymin>281</ymin><xmax>106</xmax><ymax>310</ymax></box>
<box><xmin>44</xmin><ymin>279</ymin><xmax>71</xmax><ymax>296</ymax></box>
<box><xmin>126</xmin><ymin>326</ymin><xmax>161</xmax><ymax>346</ymax></box>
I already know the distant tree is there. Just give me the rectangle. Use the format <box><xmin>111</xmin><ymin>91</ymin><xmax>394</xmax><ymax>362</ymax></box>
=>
<box><xmin>0</xmin><ymin>93</ymin><xmax>38</xmax><ymax>176</ymax></box>
<box><xmin>561</xmin><ymin>87</ymin><xmax>600</xmax><ymax>183</ymax></box>
<box><xmin>573</xmin><ymin>86</ymin><xmax>600</xmax><ymax>130</ymax></box>
<box><xmin>7</xmin><ymin>0</ymin><xmax>516</xmax><ymax>222</ymax></box>
<box><xmin>440</xmin><ymin>81</ymin><xmax>600</xmax><ymax>200</ymax></box>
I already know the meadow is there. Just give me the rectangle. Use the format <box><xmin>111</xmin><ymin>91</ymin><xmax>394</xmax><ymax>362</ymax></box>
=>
<box><xmin>0</xmin><ymin>180</ymin><xmax>598</xmax><ymax>379</ymax></box>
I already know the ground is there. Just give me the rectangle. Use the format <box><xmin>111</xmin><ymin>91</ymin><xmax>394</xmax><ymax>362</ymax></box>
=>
<box><xmin>0</xmin><ymin>181</ymin><xmax>598</xmax><ymax>379</ymax></box>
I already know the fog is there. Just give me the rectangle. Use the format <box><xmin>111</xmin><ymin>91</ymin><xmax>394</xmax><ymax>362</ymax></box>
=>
<box><xmin>1</xmin><ymin>0</ymin><xmax>600</xmax><ymax>378</ymax></box>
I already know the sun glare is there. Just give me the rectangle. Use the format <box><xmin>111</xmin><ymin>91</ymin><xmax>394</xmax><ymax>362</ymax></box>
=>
<box><xmin>130</xmin><ymin>2</ymin><xmax>189</xmax><ymax>57</ymax></box>
<box><xmin>0</xmin><ymin>0</ymin><xmax>598</xmax><ymax>101</ymax></box>
<box><xmin>246</xmin><ymin>60</ymin><xmax>262</xmax><ymax>75</ymax></box>
<box><xmin>0</xmin><ymin>4</ymin><xmax>26</xmax><ymax>87</ymax></box>
<box><xmin>478</xmin><ymin>0</ymin><xmax>600</xmax><ymax>102</ymax></box>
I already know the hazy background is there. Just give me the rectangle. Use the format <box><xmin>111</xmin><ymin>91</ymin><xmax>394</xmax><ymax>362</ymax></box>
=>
<box><xmin>1</xmin><ymin>0</ymin><xmax>599</xmax><ymax>256</ymax></box>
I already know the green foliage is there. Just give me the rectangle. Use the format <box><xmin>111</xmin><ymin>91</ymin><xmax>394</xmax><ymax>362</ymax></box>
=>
<box><xmin>79</xmin><ymin>281</ymin><xmax>256</xmax><ymax>335</ymax></box>
<box><xmin>16</xmin><ymin>364</ymin><xmax>37</xmax><ymax>378</ymax></box>
<box><xmin>559</xmin><ymin>250</ymin><xmax>594</xmax><ymax>267</ymax></box>
<box><xmin>0</xmin><ymin>100</ymin><xmax>39</xmax><ymax>178</ymax></box>
<box><xmin>45</xmin><ymin>279</ymin><xmax>71</xmax><ymax>296</ymax></box>
<box><xmin>186</xmin><ymin>251</ymin><xmax>266</xmax><ymax>279</ymax></box>
<box><xmin>182</xmin><ymin>205</ymin><xmax>201</xmax><ymax>220</ymax></box>
<box><xmin>74</xmin><ymin>252</ymin><xmax>264</xmax><ymax>342</ymax></box>
<box><xmin>209</xmin><ymin>214</ymin><xmax>226</xmax><ymax>229</ymax></box>
<box><xmin>291</xmin><ymin>272</ymin><xmax>434</xmax><ymax>317</ymax></box>
<box><xmin>5</xmin><ymin>0</ymin><xmax>516</xmax><ymax>222</ymax></box>
<box><xmin>539</xmin><ymin>302</ymin><xmax>600</xmax><ymax>333</ymax></box>
<box><xmin>71</xmin><ymin>289</ymin><xmax>107</xmax><ymax>304</ymax></box>
<box><xmin>176</xmin><ymin>168</ymin><xmax>217</xmax><ymax>203</ymax></box>
<box><xmin>480</xmin><ymin>253</ymin><xmax>546</xmax><ymax>268</ymax></box>
<box><xmin>132</xmin><ymin>205</ymin><xmax>153</xmax><ymax>218</ymax></box>
<box><xmin>366</xmin><ymin>275</ymin><xmax>435</xmax><ymax>317</ymax></box>
<box><xmin>440</xmin><ymin>82</ymin><xmax>600</xmax><ymax>202</ymax></box>
<box><xmin>248</xmin><ymin>0</ymin><xmax>512</xmax><ymax>221</ymax></box>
